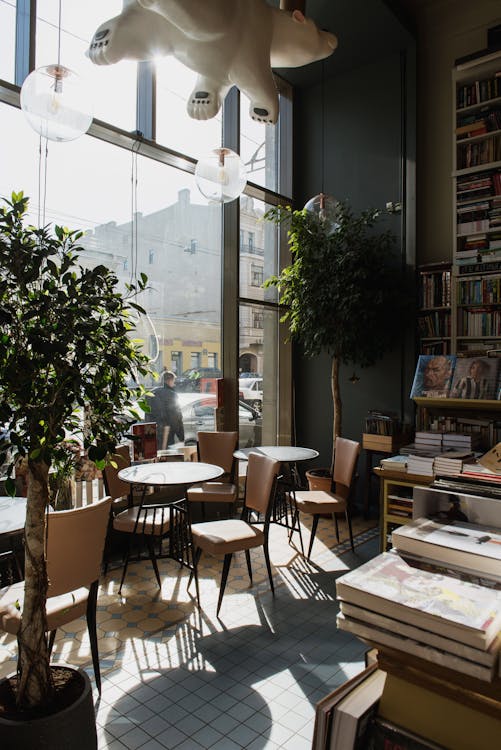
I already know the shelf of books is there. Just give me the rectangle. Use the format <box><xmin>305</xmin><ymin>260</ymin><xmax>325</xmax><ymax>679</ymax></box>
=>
<box><xmin>453</xmin><ymin>50</ymin><xmax>501</xmax><ymax>354</ymax></box>
<box><xmin>417</xmin><ymin>262</ymin><xmax>452</xmax><ymax>354</ymax></box>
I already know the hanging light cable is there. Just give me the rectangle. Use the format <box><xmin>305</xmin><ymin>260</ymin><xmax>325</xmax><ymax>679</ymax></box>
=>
<box><xmin>21</xmin><ymin>0</ymin><xmax>93</xmax><ymax>142</ymax></box>
<box><xmin>304</xmin><ymin>60</ymin><xmax>339</xmax><ymax>234</ymax></box>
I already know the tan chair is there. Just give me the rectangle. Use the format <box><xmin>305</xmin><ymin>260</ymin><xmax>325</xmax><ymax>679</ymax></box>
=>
<box><xmin>187</xmin><ymin>452</ymin><xmax>280</xmax><ymax>616</ymax></box>
<box><xmin>102</xmin><ymin>444</ymin><xmax>133</xmax><ymax>511</ymax></box>
<box><xmin>293</xmin><ymin>437</ymin><xmax>361</xmax><ymax>558</ymax></box>
<box><xmin>0</xmin><ymin>496</ymin><xmax>112</xmax><ymax>694</ymax></box>
<box><xmin>186</xmin><ymin>431</ymin><xmax>239</xmax><ymax>518</ymax></box>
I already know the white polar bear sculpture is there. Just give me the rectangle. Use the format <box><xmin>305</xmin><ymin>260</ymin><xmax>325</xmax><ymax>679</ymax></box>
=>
<box><xmin>87</xmin><ymin>0</ymin><xmax>337</xmax><ymax>124</ymax></box>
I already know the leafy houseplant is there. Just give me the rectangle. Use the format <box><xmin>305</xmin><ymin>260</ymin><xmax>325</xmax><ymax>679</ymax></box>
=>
<box><xmin>265</xmin><ymin>201</ymin><xmax>411</xmax><ymax>475</ymax></box>
<box><xmin>0</xmin><ymin>192</ymin><xmax>152</xmax><ymax>713</ymax></box>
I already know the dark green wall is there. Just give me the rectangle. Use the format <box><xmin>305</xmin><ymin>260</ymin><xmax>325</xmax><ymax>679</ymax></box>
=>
<box><xmin>291</xmin><ymin>46</ymin><xmax>417</xmax><ymax>507</ymax></box>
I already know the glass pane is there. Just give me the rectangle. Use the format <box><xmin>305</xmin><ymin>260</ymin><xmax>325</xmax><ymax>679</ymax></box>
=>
<box><xmin>155</xmin><ymin>57</ymin><xmax>221</xmax><ymax>159</ymax></box>
<box><xmin>0</xmin><ymin>0</ymin><xmax>16</xmax><ymax>84</ymax></box>
<box><xmin>239</xmin><ymin>303</ymin><xmax>278</xmax><ymax>446</ymax></box>
<box><xmin>239</xmin><ymin>196</ymin><xmax>278</xmax><ymax>303</ymax></box>
<box><xmin>0</xmin><ymin>103</ymin><xmax>222</xmax><ymax>447</ymax></box>
<box><xmin>240</xmin><ymin>92</ymin><xmax>278</xmax><ymax>191</ymax></box>
<box><xmin>35</xmin><ymin>0</ymin><xmax>136</xmax><ymax>131</ymax></box>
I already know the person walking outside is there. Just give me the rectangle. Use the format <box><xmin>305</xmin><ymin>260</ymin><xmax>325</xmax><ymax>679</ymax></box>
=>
<box><xmin>148</xmin><ymin>370</ymin><xmax>185</xmax><ymax>449</ymax></box>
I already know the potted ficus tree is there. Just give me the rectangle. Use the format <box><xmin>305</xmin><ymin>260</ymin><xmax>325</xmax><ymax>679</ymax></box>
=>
<box><xmin>265</xmin><ymin>200</ymin><xmax>412</xmax><ymax>484</ymax></box>
<box><xmin>0</xmin><ymin>192</ymin><xmax>152</xmax><ymax>742</ymax></box>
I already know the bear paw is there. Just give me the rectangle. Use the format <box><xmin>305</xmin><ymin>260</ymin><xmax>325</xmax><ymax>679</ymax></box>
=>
<box><xmin>250</xmin><ymin>101</ymin><xmax>278</xmax><ymax>125</ymax></box>
<box><xmin>187</xmin><ymin>89</ymin><xmax>221</xmax><ymax>121</ymax></box>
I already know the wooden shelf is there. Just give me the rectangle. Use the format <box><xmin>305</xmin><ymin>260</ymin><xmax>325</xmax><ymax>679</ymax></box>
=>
<box><xmin>413</xmin><ymin>397</ymin><xmax>501</xmax><ymax>411</ymax></box>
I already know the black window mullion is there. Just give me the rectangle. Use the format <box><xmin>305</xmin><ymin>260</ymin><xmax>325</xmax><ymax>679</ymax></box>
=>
<box><xmin>15</xmin><ymin>0</ymin><xmax>36</xmax><ymax>87</ymax></box>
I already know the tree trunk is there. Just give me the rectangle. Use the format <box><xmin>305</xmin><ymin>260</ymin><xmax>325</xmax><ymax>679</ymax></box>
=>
<box><xmin>330</xmin><ymin>356</ymin><xmax>342</xmax><ymax>475</ymax></box>
<box><xmin>16</xmin><ymin>460</ymin><xmax>53</xmax><ymax>710</ymax></box>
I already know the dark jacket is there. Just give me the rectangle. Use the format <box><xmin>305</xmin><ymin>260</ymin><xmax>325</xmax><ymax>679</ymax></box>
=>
<box><xmin>148</xmin><ymin>385</ymin><xmax>185</xmax><ymax>446</ymax></box>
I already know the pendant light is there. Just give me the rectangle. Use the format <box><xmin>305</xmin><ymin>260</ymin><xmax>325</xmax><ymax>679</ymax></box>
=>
<box><xmin>195</xmin><ymin>147</ymin><xmax>247</xmax><ymax>204</ymax></box>
<box><xmin>304</xmin><ymin>60</ymin><xmax>339</xmax><ymax>235</ymax></box>
<box><xmin>21</xmin><ymin>1</ymin><xmax>93</xmax><ymax>142</ymax></box>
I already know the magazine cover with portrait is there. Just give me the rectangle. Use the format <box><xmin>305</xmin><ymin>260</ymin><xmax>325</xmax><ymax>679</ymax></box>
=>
<box><xmin>449</xmin><ymin>356</ymin><xmax>499</xmax><ymax>400</ymax></box>
<box><xmin>410</xmin><ymin>354</ymin><xmax>457</xmax><ymax>398</ymax></box>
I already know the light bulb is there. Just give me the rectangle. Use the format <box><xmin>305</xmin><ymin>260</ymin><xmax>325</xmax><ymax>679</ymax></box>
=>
<box><xmin>21</xmin><ymin>64</ymin><xmax>93</xmax><ymax>142</ymax></box>
<box><xmin>195</xmin><ymin>147</ymin><xmax>247</xmax><ymax>204</ymax></box>
<box><xmin>304</xmin><ymin>192</ymin><xmax>340</xmax><ymax>235</ymax></box>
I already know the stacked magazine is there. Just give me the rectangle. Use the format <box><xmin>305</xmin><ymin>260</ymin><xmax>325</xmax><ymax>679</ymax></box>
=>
<box><xmin>336</xmin><ymin>552</ymin><xmax>501</xmax><ymax>683</ymax></box>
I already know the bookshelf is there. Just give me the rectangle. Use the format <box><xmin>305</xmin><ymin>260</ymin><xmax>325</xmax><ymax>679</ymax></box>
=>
<box><xmin>413</xmin><ymin>396</ymin><xmax>501</xmax><ymax>449</ymax></box>
<box><xmin>373</xmin><ymin>467</ymin><xmax>434</xmax><ymax>552</ymax></box>
<box><xmin>453</xmin><ymin>50</ymin><xmax>501</xmax><ymax>354</ymax></box>
<box><xmin>417</xmin><ymin>262</ymin><xmax>452</xmax><ymax>354</ymax></box>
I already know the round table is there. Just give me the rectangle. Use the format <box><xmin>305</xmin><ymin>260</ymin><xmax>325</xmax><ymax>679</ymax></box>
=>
<box><xmin>233</xmin><ymin>446</ymin><xmax>319</xmax><ymax>463</ymax></box>
<box><xmin>118</xmin><ymin>462</ymin><xmax>224</xmax><ymax>488</ymax></box>
<box><xmin>0</xmin><ymin>496</ymin><xmax>28</xmax><ymax>537</ymax></box>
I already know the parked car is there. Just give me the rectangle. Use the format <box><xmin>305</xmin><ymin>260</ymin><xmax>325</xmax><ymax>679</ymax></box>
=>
<box><xmin>175</xmin><ymin>367</ymin><xmax>222</xmax><ymax>392</ymax></box>
<box><xmin>174</xmin><ymin>393</ymin><xmax>261</xmax><ymax>448</ymax></box>
<box><xmin>238</xmin><ymin>377</ymin><xmax>263</xmax><ymax>412</ymax></box>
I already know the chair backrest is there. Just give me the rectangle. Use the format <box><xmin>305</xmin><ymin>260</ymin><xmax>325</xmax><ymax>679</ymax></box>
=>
<box><xmin>244</xmin><ymin>453</ymin><xmax>280</xmax><ymax>516</ymax></box>
<box><xmin>333</xmin><ymin>437</ymin><xmax>361</xmax><ymax>499</ymax></box>
<box><xmin>46</xmin><ymin>496</ymin><xmax>112</xmax><ymax>596</ymax></box>
<box><xmin>197</xmin><ymin>431</ymin><xmax>238</xmax><ymax>476</ymax></box>
<box><xmin>102</xmin><ymin>445</ymin><xmax>131</xmax><ymax>501</ymax></box>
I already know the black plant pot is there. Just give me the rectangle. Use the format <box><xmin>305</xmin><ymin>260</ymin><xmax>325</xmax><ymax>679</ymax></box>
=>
<box><xmin>0</xmin><ymin>666</ymin><xmax>97</xmax><ymax>750</ymax></box>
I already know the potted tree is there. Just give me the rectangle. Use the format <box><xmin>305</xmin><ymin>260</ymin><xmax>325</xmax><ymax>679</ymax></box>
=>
<box><xmin>0</xmin><ymin>192</ymin><xmax>152</xmax><ymax>744</ymax></box>
<box><xmin>265</xmin><ymin>201</ymin><xmax>412</xmax><ymax>484</ymax></box>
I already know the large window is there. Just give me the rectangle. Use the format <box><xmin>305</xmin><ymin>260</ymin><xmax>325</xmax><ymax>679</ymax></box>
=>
<box><xmin>0</xmin><ymin>4</ymin><xmax>293</xmax><ymax>447</ymax></box>
<box><xmin>0</xmin><ymin>0</ymin><xmax>15</xmax><ymax>84</ymax></box>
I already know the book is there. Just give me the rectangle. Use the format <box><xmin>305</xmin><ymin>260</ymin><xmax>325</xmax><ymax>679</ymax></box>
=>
<box><xmin>410</xmin><ymin>355</ymin><xmax>456</xmax><ymax>399</ymax></box>
<box><xmin>335</xmin><ymin>552</ymin><xmax>501</xmax><ymax>649</ymax></box>
<box><xmin>449</xmin><ymin>356</ymin><xmax>499</xmax><ymax>400</ymax></box>
<box><xmin>312</xmin><ymin>663</ymin><xmax>379</xmax><ymax>750</ymax></box>
<box><xmin>337</xmin><ymin>613</ymin><xmax>497</xmax><ymax>681</ymax></box>
<box><xmin>391</xmin><ymin>517</ymin><xmax>501</xmax><ymax>580</ymax></box>
<box><xmin>339</xmin><ymin>600</ymin><xmax>500</xmax><ymax>666</ymax></box>
<box><xmin>380</xmin><ymin>455</ymin><xmax>407</xmax><ymax>472</ymax></box>
<box><xmin>367</xmin><ymin>717</ymin><xmax>446</xmax><ymax>750</ymax></box>
<box><xmin>478</xmin><ymin>442</ymin><xmax>501</xmax><ymax>473</ymax></box>
<box><xmin>329</xmin><ymin>668</ymin><xmax>386</xmax><ymax>750</ymax></box>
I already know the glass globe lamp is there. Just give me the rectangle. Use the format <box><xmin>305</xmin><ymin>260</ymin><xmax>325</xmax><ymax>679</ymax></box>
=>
<box><xmin>195</xmin><ymin>147</ymin><xmax>247</xmax><ymax>204</ymax></box>
<box><xmin>21</xmin><ymin>64</ymin><xmax>93</xmax><ymax>142</ymax></box>
<box><xmin>304</xmin><ymin>192</ymin><xmax>340</xmax><ymax>235</ymax></box>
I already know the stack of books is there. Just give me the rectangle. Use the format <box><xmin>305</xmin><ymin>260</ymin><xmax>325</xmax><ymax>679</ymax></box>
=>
<box><xmin>392</xmin><ymin>517</ymin><xmax>501</xmax><ymax>582</ymax></box>
<box><xmin>415</xmin><ymin>431</ymin><xmax>444</xmax><ymax>452</ymax></box>
<box><xmin>336</xmin><ymin>552</ymin><xmax>501</xmax><ymax>682</ymax></box>
<box><xmin>443</xmin><ymin>432</ymin><xmax>483</xmax><ymax>451</ymax></box>
<box><xmin>406</xmin><ymin>454</ymin><xmax>435</xmax><ymax>476</ymax></box>
<box><xmin>434</xmin><ymin>449</ymin><xmax>475</xmax><ymax>476</ymax></box>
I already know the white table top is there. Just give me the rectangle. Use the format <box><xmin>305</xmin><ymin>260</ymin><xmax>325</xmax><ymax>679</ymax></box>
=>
<box><xmin>118</xmin><ymin>462</ymin><xmax>224</xmax><ymax>487</ymax></box>
<box><xmin>233</xmin><ymin>446</ymin><xmax>319</xmax><ymax>463</ymax></box>
<box><xmin>0</xmin><ymin>496</ymin><xmax>27</xmax><ymax>536</ymax></box>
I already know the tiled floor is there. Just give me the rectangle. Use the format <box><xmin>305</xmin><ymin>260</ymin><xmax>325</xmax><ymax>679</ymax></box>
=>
<box><xmin>1</xmin><ymin>515</ymin><xmax>379</xmax><ymax>749</ymax></box>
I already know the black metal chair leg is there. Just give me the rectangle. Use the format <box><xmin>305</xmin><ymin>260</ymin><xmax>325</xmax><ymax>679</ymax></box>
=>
<box><xmin>188</xmin><ymin>546</ymin><xmax>202</xmax><ymax>589</ymax></box>
<box><xmin>345</xmin><ymin>509</ymin><xmax>355</xmax><ymax>552</ymax></box>
<box><xmin>263</xmin><ymin>542</ymin><xmax>275</xmax><ymax>595</ymax></box>
<box><xmin>86</xmin><ymin>580</ymin><xmax>102</xmax><ymax>695</ymax></box>
<box><xmin>217</xmin><ymin>553</ymin><xmax>233</xmax><ymax>616</ymax></box>
<box><xmin>145</xmin><ymin>536</ymin><xmax>161</xmax><ymax>588</ymax></box>
<box><xmin>244</xmin><ymin>549</ymin><xmax>253</xmax><ymax>584</ymax></box>
<box><xmin>48</xmin><ymin>628</ymin><xmax>57</xmax><ymax>656</ymax></box>
<box><xmin>308</xmin><ymin>515</ymin><xmax>320</xmax><ymax>559</ymax></box>
<box><xmin>118</xmin><ymin>540</ymin><xmax>132</xmax><ymax>594</ymax></box>
<box><xmin>333</xmin><ymin>512</ymin><xmax>340</xmax><ymax>543</ymax></box>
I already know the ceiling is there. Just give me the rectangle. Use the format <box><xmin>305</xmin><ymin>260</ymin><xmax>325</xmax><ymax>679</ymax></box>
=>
<box><xmin>272</xmin><ymin>0</ymin><xmax>418</xmax><ymax>86</ymax></box>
